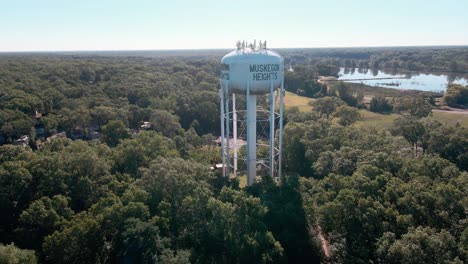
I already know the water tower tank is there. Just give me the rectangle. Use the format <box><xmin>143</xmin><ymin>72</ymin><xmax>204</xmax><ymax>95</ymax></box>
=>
<box><xmin>221</xmin><ymin>47</ymin><xmax>283</xmax><ymax>95</ymax></box>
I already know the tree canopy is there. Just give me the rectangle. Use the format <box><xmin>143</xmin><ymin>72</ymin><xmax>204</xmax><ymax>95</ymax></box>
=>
<box><xmin>0</xmin><ymin>51</ymin><xmax>466</xmax><ymax>264</ymax></box>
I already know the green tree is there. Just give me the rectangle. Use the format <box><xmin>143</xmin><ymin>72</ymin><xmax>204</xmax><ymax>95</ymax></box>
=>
<box><xmin>331</xmin><ymin>82</ymin><xmax>361</xmax><ymax>107</ymax></box>
<box><xmin>16</xmin><ymin>195</ymin><xmax>74</xmax><ymax>249</ymax></box>
<box><xmin>0</xmin><ymin>109</ymin><xmax>35</xmax><ymax>141</ymax></box>
<box><xmin>444</xmin><ymin>84</ymin><xmax>468</xmax><ymax>108</ymax></box>
<box><xmin>313</xmin><ymin>147</ymin><xmax>361</xmax><ymax>177</ymax></box>
<box><xmin>33</xmin><ymin>140</ymin><xmax>113</xmax><ymax>211</ymax></box>
<box><xmin>376</xmin><ymin>227</ymin><xmax>459</xmax><ymax>264</ymax></box>
<box><xmin>284</xmin><ymin>66</ymin><xmax>325</xmax><ymax>98</ymax></box>
<box><xmin>282</xmin><ymin>122</ymin><xmax>312</xmax><ymax>175</ymax></box>
<box><xmin>185</xmin><ymin>127</ymin><xmax>201</xmax><ymax>147</ymax></box>
<box><xmin>41</xmin><ymin>114</ymin><xmax>59</xmax><ymax>136</ymax></box>
<box><xmin>370</xmin><ymin>96</ymin><xmax>393</xmax><ymax>114</ymax></box>
<box><xmin>0</xmin><ymin>161</ymin><xmax>33</xmax><ymax>240</ymax></box>
<box><xmin>101</xmin><ymin>120</ymin><xmax>130</xmax><ymax>147</ymax></box>
<box><xmin>424</xmin><ymin>124</ymin><xmax>468</xmax><ymax>170</ymax></box>
<box><xmin>136</xmin><ymin>156</ymin><xmax>214</xmax><ymax>219</ymax></box>
<box><xmin>206</xmin><ymin>187</ymin><xmax>285</xmax><ymax>263</ymax></box>
<box><xmin>112</xmin><ymin>131</ymin><xmax>178</xmax><ymax>177</ymax></box>
<box><xmin>150</xmin><ymin>109</ymin><xmax>182</xmax><ymax>137</ymax></box>
<box><xmin>41</xmin><ymin>193</ymin><xmax>176</xmax><ymax>263</ymax></box>
<box><xmin>392</xmin><ymin>117</ymin><xmax>425</xmax><ymax>156</ymax></box>
<box><xmin>396</xmin><ymin>97</ymin><xmax>432</xmax><ymax>118</ymax></box>
<box><xmin>0</xmin><ymin>243</ymin><xmax>36</xmax><ymax>264</ymax></box>
<box><xmin>0</xmin><ymin>89</ymin><xmax>43</xmax><ymax>115</ymax></box>
<box><xmin>122</xmin><ymin>218</ymin><xmax>190</xmax><ymax>264</ymax></box>
<box><xmin>249</xmin><ymin>175</ymin><xmax>321</xmax><ymax>263</ymax></box>
<box><xmin>335</xmin><ymin>105</ymin><xmax>361</xmax><ymax>126</ymax></box>
<box><xmin>90</xmin><ymin>106</ymin><xmax>118</xmax><ymax>127</ymax></box>
<box><xmin>128</xmin><ymin>105</ymin><xmax>152</xmax><ymax>129</ymax></box>
<box><xmin>312</xmin><ymin>97</ymin><xmax>344</xmax><ymax>120</ymax></box>
<box><xmin>42</xmin><ymin>213</ymin><xmax>107</xmax><ymax>263</ymax></box>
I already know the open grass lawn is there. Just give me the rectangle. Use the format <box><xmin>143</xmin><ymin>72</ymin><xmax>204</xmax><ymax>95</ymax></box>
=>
<box><xmin>356</xmin><ymin>110</ymin><xmax>468</xmax><ymax>128</ymax></box>
<box><xmin>282</xmin><ymin>91</ymin><xmax>316</xmax><ymax>112</ymax></box>
<box><xmin>432</xmin><ymin>112</ymin><xmax>468</xmax><ymax>127</ymax></box>
<box><xmin>282</xmin><ymin>92</ymin><xmax>468</xmax><ymax>128</ymax></box>
<box><xmin>354</xmin><ymin>111</ymin><xmax>399</xmax><ymax>129</ymax></box>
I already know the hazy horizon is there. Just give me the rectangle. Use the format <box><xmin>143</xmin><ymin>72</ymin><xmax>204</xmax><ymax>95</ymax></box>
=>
<box><xmin>1</xmin><ymin>45</ymin><xmax>468</xmax><ymax>54</ymax></box>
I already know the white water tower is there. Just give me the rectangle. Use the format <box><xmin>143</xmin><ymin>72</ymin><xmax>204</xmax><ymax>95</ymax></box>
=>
<box><xmin>219</xmin><ymin>41</ymin><xmax>285</xmax><ymax>186</ymax></box>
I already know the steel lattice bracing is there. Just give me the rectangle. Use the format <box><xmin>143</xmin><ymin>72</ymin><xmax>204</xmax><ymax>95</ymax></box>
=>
<box><xmin>219</xmin><ymin>80</ymin><xmax>284</xmax><ymax>186</ymax></box>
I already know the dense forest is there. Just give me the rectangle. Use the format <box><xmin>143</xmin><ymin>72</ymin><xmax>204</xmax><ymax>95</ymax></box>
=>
<box><xmin>0</xmin><ymin>48</ymin><xmax>467</xmax><ymax>263</ymax></box>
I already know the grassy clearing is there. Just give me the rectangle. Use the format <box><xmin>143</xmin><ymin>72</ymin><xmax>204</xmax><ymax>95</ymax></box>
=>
<box><xmin>354</xmin><ymin>111</ymin><xmax>399</xmax><ymax>129</ymax></box>
<box><xmin>282</xmin><ymin>92</ymin><xmax>468</xmax><ymax>128</ymax></box>
<box><xmin>432</xmin><ymin>112</ymin><xmax>468</xmax><ymax>127</ymax></box>
<box><xmin>356</xmin><ymin>111</ymin><xmax>468</xmax><ymax>128</ymax></box>
<box><xmin>354</xmin><ymin>111</ymin><xmax>468</xmax><ymax>129</ymax></box>
<box><xmin>282</xmin><ymin>91</ymin><xmax>316</xmax><ymax>112</ymax></box>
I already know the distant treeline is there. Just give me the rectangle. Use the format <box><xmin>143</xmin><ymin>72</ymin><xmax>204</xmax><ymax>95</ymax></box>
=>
<box><xmin>4</xmin><ymin>46</ymin><xmax>467</xmax><ymax>74</ymax></box>
<box><xmin>279</xmin><ymin>46</ymin><xmax>468</xmax><ymax>73</ymax></box>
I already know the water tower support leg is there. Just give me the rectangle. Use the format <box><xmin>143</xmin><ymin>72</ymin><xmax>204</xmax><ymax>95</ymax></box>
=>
<box><xmin>219</xmin><ymin>87</ymin><xmax>226</xmax><ymax>177</ymax></box>
<box><xmin>225</xmin><ymin>84</ymin><xmax>230</xmax><ymax>177</ymax></box>
<box><xmin>278</xmin><ymin>79</ymin><xmax>285</xmax><ymax>183</ymax></box>
<box><xmin>233</xmin><ymin>94</ymin><xmax>237</xmax><ymax>178</ymax></box>
<box><xmin>246</xmin><ymin>83</ymin><xmax>257</xmax><ymax>186</ymax></box>
<box><xmin>269</xmin><ymin>81</ymin><xmax>275</xmax><ymax>178</ymax></box>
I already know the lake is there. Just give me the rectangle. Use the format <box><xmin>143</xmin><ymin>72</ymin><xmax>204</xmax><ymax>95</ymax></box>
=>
<box><xmin>338</xmin><ymin>68</ymin><xmax>468</xmax><ymax>92</ymax></box>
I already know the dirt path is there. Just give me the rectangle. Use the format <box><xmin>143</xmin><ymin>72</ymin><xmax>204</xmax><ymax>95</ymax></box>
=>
<box><xmin>316</xmin><ymin>224</ymin><xmax>331</xmax><ymax>259</ymax></box>
<box><xmin>308</xmin><ymin>201</ymin><xmax>331</xmax><ymax>262</ymax></box>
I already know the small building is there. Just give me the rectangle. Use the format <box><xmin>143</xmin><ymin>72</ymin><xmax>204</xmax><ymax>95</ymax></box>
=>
<box><xmin>89</xmin><ymin>131</ymin><xmax>101</xmax><ymax>140</ymax></box>
<box><xmin>215</xmin><ymin>137</ymin><xmax>247</xmax><ymax>147</ymax></box>
<box><xmin>35</xmin><ymin>111</ymin><xmax>43</xmax><ymax>119</ymax></box>
<box><xmin>210</xmin><ymin>163</ymin><xmax>225</xmax><ymax>174</ymax></box>
<box><xmin>141</xmin><ymin>121</ymin><xmax>151</xmax><ymax>130</ymax></box>
<box><xmin>46</xmin><ymin>132</ymin><xmax>67</xmax><ymax>143</ymax></box>
<box><xmin>14</xmin><ymin>135</ymin><xmax>30</xmax><ymax>148</ymax></box>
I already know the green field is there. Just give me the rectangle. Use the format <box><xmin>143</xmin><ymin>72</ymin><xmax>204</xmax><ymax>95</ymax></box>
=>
<box><xmin>282</xmin><ymin>91</ymin><xmax>316</xmax><ymax>112</ymax></box>
<box><xmin>354</xmin><ymin>111</ymin><xmax>399</xmax><ymax>129</ymax></box>
<box><xmin>432</xmin><ymin>111</ymin><xmax>468</xmax><ymax>127</ymax></box>
<box><xmin>282</xmin><ymin>92</ymin><xmax>468</xmax><ymax>128</ymax></box>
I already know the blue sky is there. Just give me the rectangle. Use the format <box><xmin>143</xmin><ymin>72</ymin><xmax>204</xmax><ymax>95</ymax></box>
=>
<box><xmin>1</xmin><ymin>0</ymin><xmax>467</xmax><ymax>51</ymax></box>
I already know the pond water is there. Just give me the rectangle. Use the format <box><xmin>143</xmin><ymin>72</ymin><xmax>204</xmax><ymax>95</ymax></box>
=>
<box><xmin>338</xmin><ymin>68</ymin><xmax>468</xmax><ymax>92</ymax></box>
